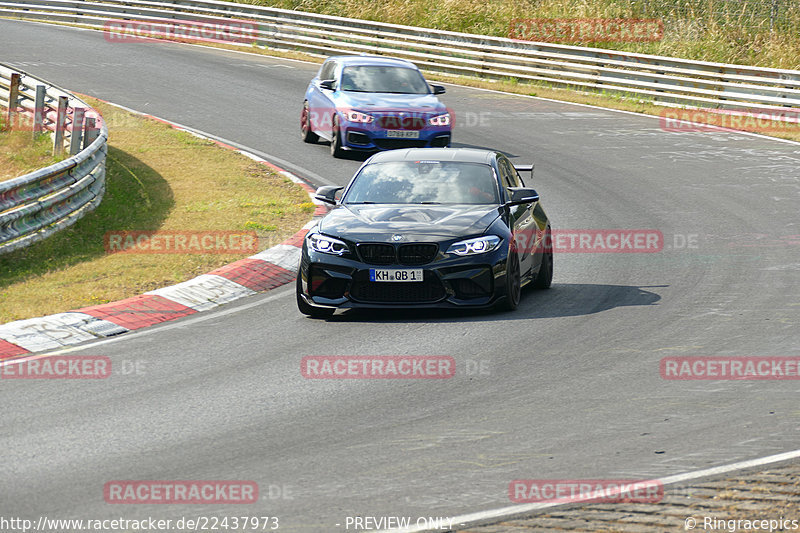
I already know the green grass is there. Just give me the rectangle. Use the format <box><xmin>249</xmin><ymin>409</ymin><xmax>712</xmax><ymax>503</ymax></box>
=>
<box><xmin>0</xmin><ymin>111</ymin><xmax>60</xmax><ymax>181</ymax></box>
<box><xmin>0</xmin><ymin>99</ymin><xmax>314</xmax><ymax>323</ymax></box>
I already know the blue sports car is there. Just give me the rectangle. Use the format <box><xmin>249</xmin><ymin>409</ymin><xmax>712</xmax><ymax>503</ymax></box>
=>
<box><xmin>300</xmin><ymin>55</ymin><xmax>452</xmax><ymax>158</ymax></box>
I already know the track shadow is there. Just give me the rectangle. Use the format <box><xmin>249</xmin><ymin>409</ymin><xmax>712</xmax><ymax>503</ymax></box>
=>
<box><xmin>0</xmin><ymin>145</ymin><xmax>174</xmax><ymax>285</ymax></box>
<box><xmin>324</xmin><ymin>140</ymin><xmax>373</xmax><ymax>162</ymax></box>
<box><xmin>328</xmin><ymin>283</ymin><xmax>665</xmax><ymax>323</ymax></box>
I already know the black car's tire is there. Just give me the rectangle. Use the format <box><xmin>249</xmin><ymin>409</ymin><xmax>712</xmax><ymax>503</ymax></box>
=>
<box><xmin>330</xmin><ymin>116</ymin><xmax>345</xmax><ymax>158</ymax></box>
<box><xmin>296</xmin><ymin>275</ymin><xmax>335</xmax><ymax>318</ymax></box>
<box><xmin>533</xmin><ymin>227</ymin><xmax>553</xmax><ymax>289</ymax></box>
<box><xmin>499</xmin><ymin>251</ymin><xmax>521</xmax><ymax>311</ymax></box>
<box><xmin>300</xmin><ymin>102</ymin><xmax>319</xmax><ymax>143</ymax></box>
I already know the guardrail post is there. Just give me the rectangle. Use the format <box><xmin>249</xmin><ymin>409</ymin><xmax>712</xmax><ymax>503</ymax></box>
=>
<box><xmin>33</xmin><ymin>84</ymin><xmax>46</xmax><ymax>138</ymax></box>
<box><xmin>69</xmin><ymin>107</ymin><xmax>85</xmax><ymax>155</ymax></box>
<box><xmin>770</xmin><ymin>0</ymin><xmax>779</xmax><ymax>31</ymax></box>
<box><xmin>5</xmin><ymin>72</ymin><xmax>20</xmax><ymax>130</ymax></box>
<box><xmin>83</xmin><ymin>117</ymin><xmax>99</xmax><ymax>149</ymax></box>
<box><xmin>53</xmin><ymin>96</ymin><xmax>68</xmax><ymax>156</ymax></box>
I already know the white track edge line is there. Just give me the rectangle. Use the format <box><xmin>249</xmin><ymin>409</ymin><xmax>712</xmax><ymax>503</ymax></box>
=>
<box><xmin>381</xmin><ymin>448</ymin><xmax>800</xmax><ymax>532</ymax></box>
<box><xmin>0</xmin><ymin>286</ymin><xmax>294</xmax><ymax>362</ymax></box>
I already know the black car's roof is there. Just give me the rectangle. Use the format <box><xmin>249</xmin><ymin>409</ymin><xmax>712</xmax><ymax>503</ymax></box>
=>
<box><xmin>366</xmin><ymin>148</ymin><xmax>496</xmax><ymax>165</ymax></box>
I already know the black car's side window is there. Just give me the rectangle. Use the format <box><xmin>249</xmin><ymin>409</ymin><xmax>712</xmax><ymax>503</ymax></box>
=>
<box><xmin>498</xmin><ymin>157</ymin><xmax>521</xmax><ymax>193</ymax></box>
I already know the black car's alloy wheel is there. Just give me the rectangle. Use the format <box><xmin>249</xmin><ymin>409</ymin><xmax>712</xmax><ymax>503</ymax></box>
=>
<box><xmin>500</xmin><ymin>251</ymin><xmax>521</xmax><ymax>311</ymax></box>
<box><xmin>300</xmin><ymin>101</ymin><xmax>319</xmax><ymax>143</ymax></box>
<box><xmin>296</xmin><ymin>275</ymin><xmax>335</xmax><ymax>318</ymax></box>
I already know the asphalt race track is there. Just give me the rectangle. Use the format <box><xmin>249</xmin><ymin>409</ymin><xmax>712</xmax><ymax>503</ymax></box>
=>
<box><xmin>1</xmin><ymin>19</ymin><xmax>799</xmax><ymax>532</ymax></box>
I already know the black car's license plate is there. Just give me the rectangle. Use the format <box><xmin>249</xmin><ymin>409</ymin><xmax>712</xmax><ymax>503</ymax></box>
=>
<box><xmin>369</xmin><ymin>269</ymin><xmax>423</xmax><ymax>282</ymax></box>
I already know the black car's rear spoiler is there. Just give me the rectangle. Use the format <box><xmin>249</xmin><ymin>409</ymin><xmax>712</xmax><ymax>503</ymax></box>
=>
<box><xmin>514</xmin><ymin>164</ymin><xmax>535</xmax><ymax>182</ymax></box>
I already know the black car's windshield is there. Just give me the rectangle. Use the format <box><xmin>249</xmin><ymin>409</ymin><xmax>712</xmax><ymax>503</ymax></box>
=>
<box><xmin>340</xmin><ymin>66</ymin><xmax>430</xmax><ymax>94</ymax></box>
<box><xmin>343</xmin><ymin>161</ymin><xmax>500</xmax><ymax>205</ymax></box>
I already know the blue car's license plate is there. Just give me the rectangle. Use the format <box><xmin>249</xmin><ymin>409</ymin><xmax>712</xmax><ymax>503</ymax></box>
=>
<box><xmin>386</xmin><ymin>130</ymin><xmax>420</xmax><ymax>139</ymax></box>
<box><xmin>369</xmin><ymin>269</ymin><xmax>423</xmax><ymax>282</ymax></box>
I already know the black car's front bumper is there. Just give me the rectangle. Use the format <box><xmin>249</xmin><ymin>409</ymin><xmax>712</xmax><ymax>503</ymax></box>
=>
<box><xmin>298</xmin><ymin>241</ymin><xmax>511</xmax><ymax>310</ymax></box>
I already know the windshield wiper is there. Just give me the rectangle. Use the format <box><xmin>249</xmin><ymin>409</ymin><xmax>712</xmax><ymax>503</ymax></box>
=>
<box><xmin>418</xmin><ymin>201</ymin><xmax>441</xmax><ymax>204</ymax></box>
<box><xmin>348</xmin><ymin>201</ymin><xmax>376</xmax><ymax>204</ymax></box>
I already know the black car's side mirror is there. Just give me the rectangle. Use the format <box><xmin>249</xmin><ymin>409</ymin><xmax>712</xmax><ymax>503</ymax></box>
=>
<box><xmin>314</xmin><ymin>185</ymin><xmax>344</xmax><ymax>205</ymax></box>
<box><xmin>430</xmin><ymin>84</ymin><xmax>446</xmax><ymax>95</ymax></box>
<box><xmin>506</xmin><ymin>187</ymin><xmax>539</xmax><ymax>206</ymax></box>
<box><xmin>319</xmin><ymin>79</ymin><xmax>336</xmax><ymax>91</ymax></box>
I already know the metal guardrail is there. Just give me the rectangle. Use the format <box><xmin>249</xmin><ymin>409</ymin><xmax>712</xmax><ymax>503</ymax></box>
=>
<box><xmin>0</xmin><ymin>63</ymin><xmax>107</xmax><ymax>254</ymax></box>
<box><xmin>1</xmin><ymin>0</ymin><xmax>799</xmax><ymax>114</ymax></box>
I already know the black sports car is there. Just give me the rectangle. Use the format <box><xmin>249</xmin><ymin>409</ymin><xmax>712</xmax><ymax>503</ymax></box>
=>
<box><xmin>296</xmin><ymin>148</ymin><xmax>552</xmax><ymax>317</ymax></box>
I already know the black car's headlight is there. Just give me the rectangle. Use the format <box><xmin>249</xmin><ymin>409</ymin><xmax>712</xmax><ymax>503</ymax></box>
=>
<box><xmin>446</xmin><ymin>235</ymin><xmax>502</xmax><ymax>256</ymax></box>
<box><xmin>308</xmin><ymin>233</ymin><xmax>349</xmax><ymax>256</ymax></box>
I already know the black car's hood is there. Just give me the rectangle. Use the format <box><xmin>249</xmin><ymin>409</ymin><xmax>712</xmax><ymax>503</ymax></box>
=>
<box><xmin>319</xmin><ymin>204</ymin><xmax>501</xmax><ymax>242</ymax></box>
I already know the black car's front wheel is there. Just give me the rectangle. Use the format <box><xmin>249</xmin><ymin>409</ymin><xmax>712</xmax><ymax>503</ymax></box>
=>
<box><xmin>296</xmin><ymin>274</ymin><xmax>335</xmax><ymax>318</ymax></box>
<box><xmin>499</xmin><ymin>251</ymin><xmax>521</xmax><ymax>311</ymax></box>
<box><xmin>533</xmin><ymin>227</ymin><xmax>553</xmax><ymax>289</ymax></box>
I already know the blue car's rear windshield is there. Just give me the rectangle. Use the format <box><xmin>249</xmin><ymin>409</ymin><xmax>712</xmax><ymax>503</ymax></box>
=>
<box><xmin>340</xmin><ymin>66</ymin><xmax>430</xmax><ymax>94</ymax></box>
<box><xmin>343</xmin><ymin>161</ymin><xmax>500</xmax><ymax>205</ymax></box>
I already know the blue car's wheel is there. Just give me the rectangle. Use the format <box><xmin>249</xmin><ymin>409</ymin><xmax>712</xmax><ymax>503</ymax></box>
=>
<box><xmin>330</xmin><ymin>116</ymin><xmax>345</xmax><ymax>158</ymax></box>
<box><xmin>301</xmin><ymin>101</ymin><xmax>319</xmax><ymax>143</ymax></box>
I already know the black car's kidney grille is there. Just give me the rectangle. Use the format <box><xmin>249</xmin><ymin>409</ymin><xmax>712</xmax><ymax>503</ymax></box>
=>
<box><xmin>357</xmin><ymin>243</ymin><xmax>396</xmax><ymax>265</ymax></box>
<box><xmin>398</xmin><ymin>244</ymin><xmax>438</xmax><ymax>265</ymax></box>
<box><xmin>357</xmin><ymin>243</ymin><xmax>438</xmax><ymax>266</ymax></box>
<box><xmin>350</xmin><ymin>271</ymin><xmax>445</xmax><ymax>303</ymax></box>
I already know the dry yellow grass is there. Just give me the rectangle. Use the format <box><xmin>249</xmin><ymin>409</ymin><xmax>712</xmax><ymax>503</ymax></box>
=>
<box><xmin>236</xmin><ymin>0</ymin><xmax>800</xmax><ymax>69</ymax></box>
<box><xmin>0</xmin><ymin>98</ymin><xmax>314</xmax><ymax>323</ymax></box>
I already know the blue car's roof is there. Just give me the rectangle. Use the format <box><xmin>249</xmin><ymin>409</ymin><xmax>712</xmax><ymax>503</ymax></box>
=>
<box><xmin>328</xmin><ymin>55</ymin><xmax>419</xmax><ymax>69</ymax></box>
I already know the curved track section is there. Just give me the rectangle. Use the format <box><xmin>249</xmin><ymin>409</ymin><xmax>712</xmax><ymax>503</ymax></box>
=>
<box><xmin>1</xmin><ymin>19</ymin><xmax>799</xmax><ymax>531</ymax></box>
